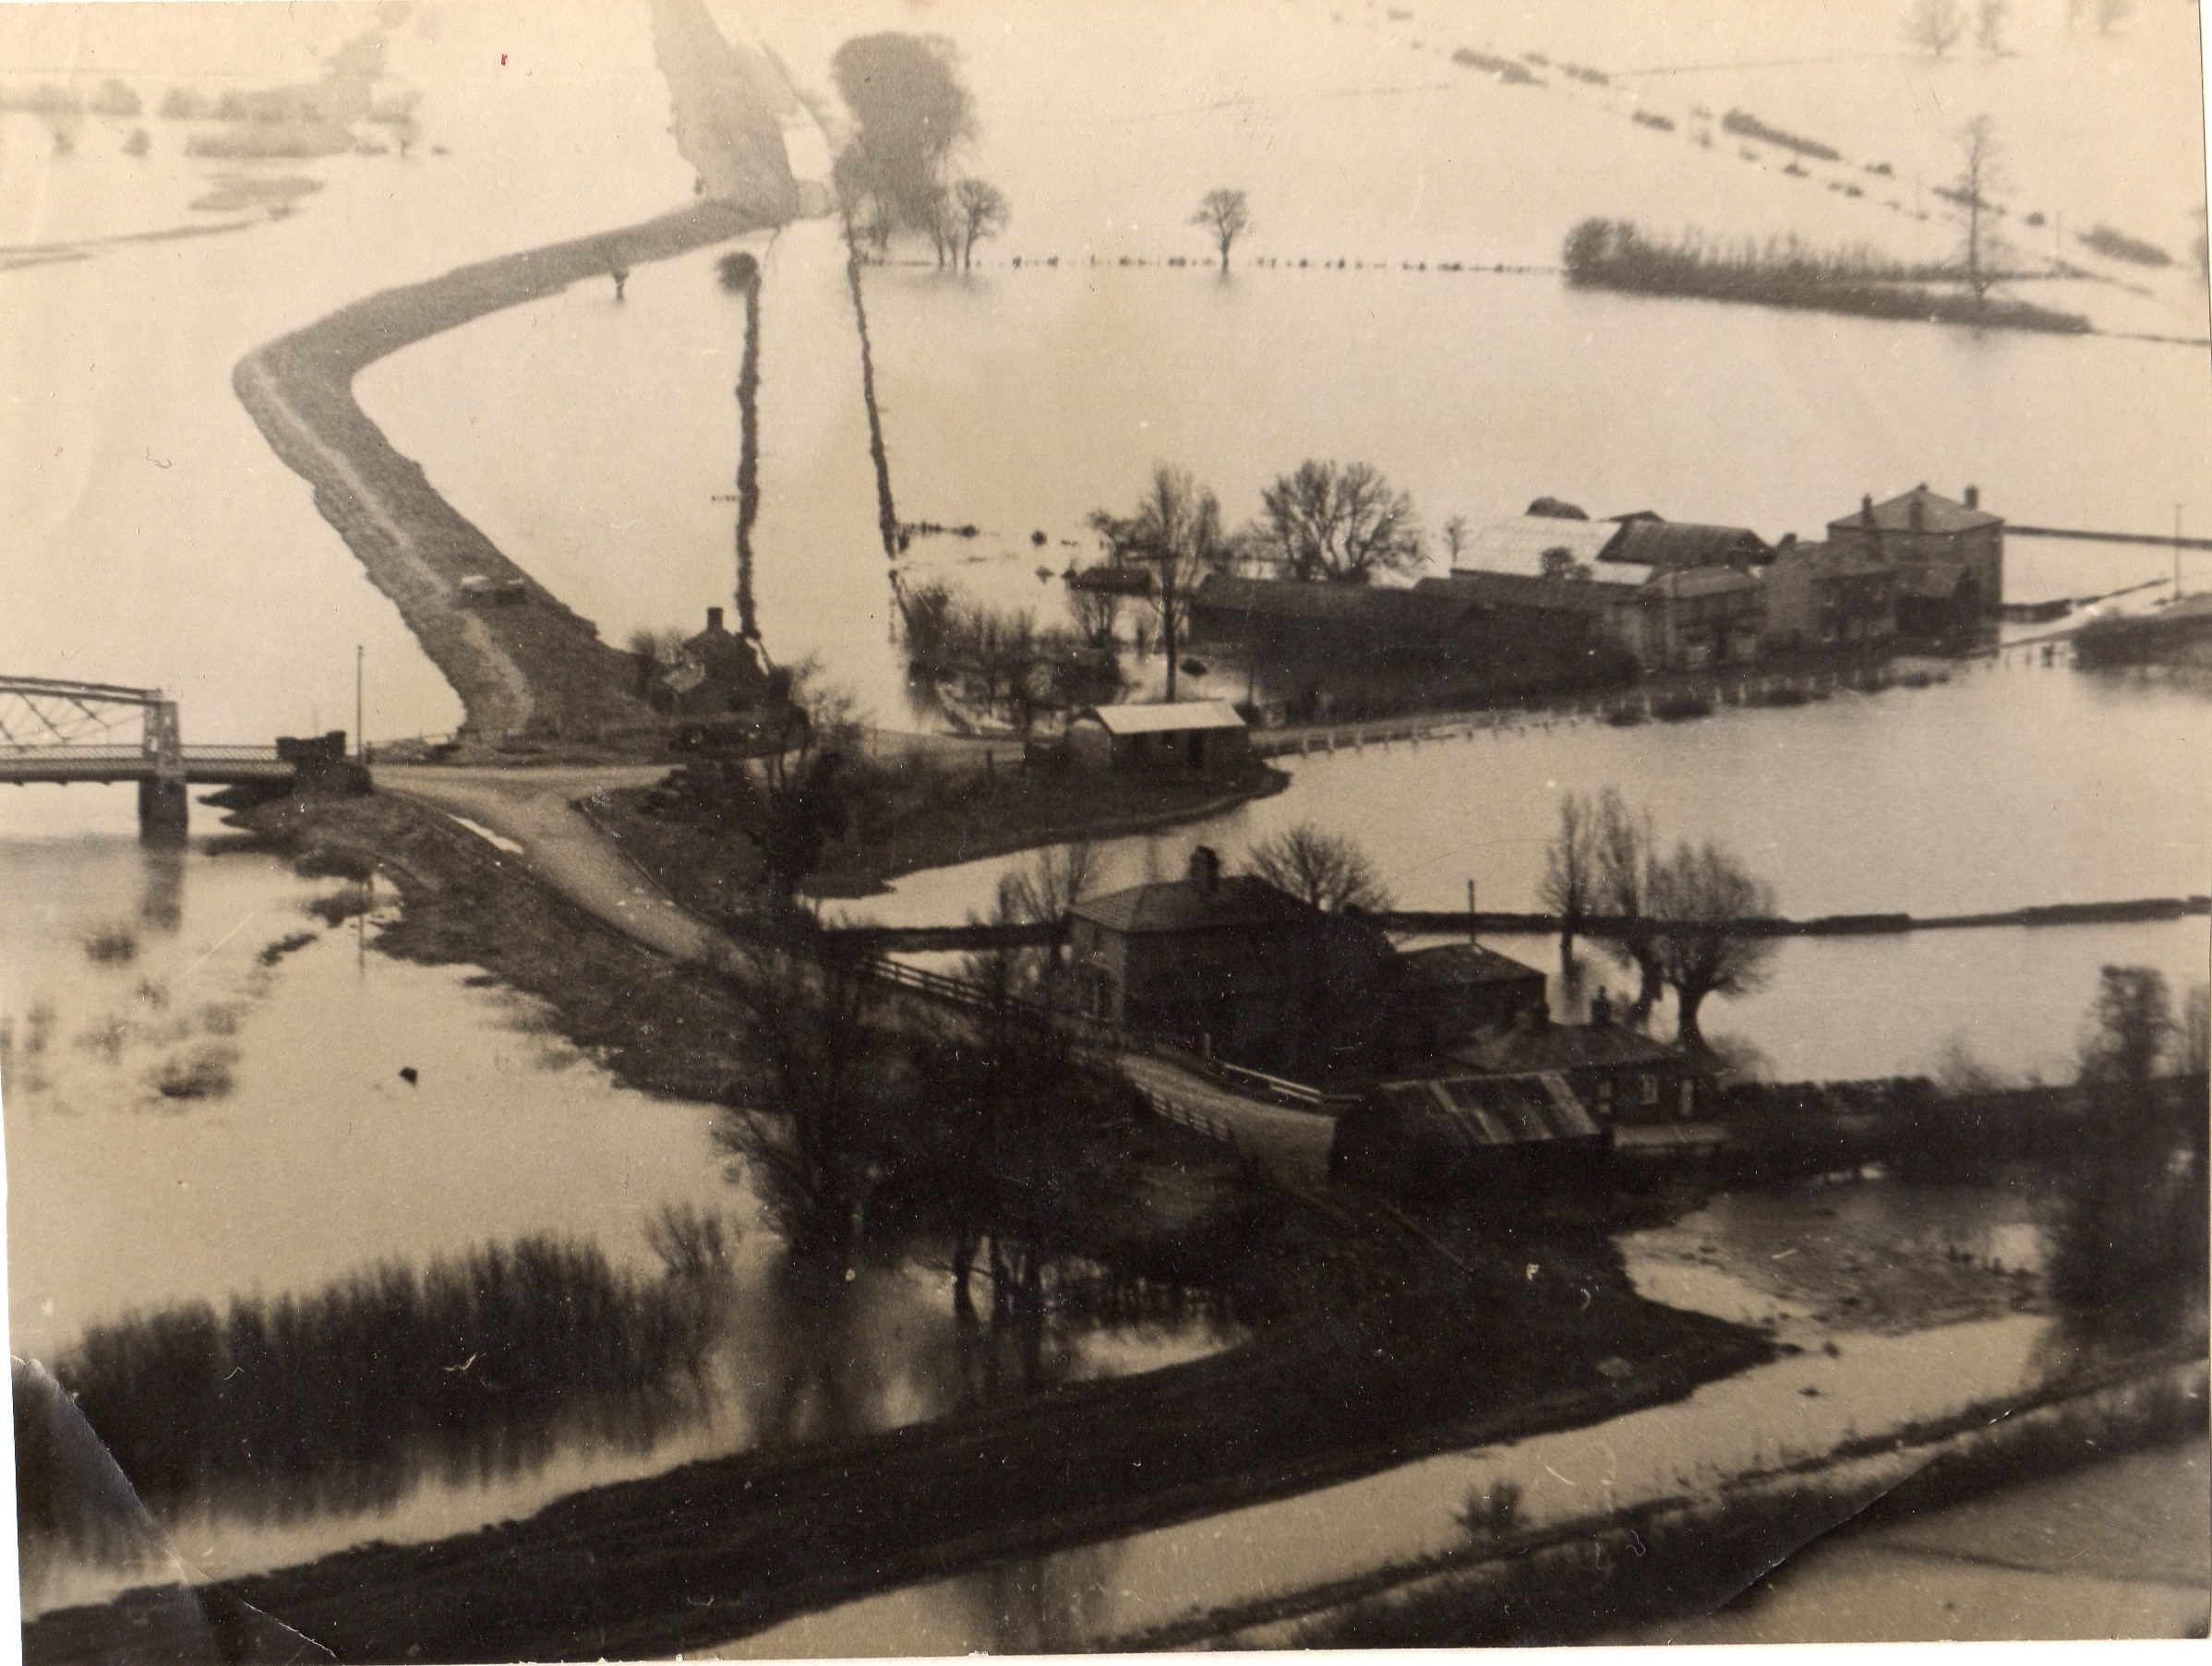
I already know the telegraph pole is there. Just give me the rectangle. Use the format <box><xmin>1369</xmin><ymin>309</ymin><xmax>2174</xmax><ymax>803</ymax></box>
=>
<box><xmin>355</xmin><ymin>644</ymin><xmax>366</xmax><ymax>761</ymax></box>
<box><xmin>2176</xmin><ymin>505</ymin><xmax>2185</xmax><ymax>605</ymax></box>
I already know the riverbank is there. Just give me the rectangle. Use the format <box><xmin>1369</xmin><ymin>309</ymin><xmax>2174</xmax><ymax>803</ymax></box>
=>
<box><xmin>232</xmin><ymin>0</ymin><xmax>800</xmax><ymax>746</ymax></box>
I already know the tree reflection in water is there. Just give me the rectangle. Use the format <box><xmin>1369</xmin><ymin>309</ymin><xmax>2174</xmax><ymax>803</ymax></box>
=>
<box><xmin>15</xmin><ymin>1227</ymin><xmax>735</xmax><ymax>1575</ymax></box>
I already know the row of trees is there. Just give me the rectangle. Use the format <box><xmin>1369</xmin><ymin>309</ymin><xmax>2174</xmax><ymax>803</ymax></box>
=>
<box><xmin>1538</xmin><ymin>789</ymin><xmax>1780</xmax><ymax>1049</ymax></box>
<box><xmin>898</xmin><ymin>580</ymin><xmax>1122</xmax><ymax>729</ymax></box>
<box><xmin>829</xmin><ymin>33</ymin><xmax>1009</xmax><ymax>268</ymax></box>
<box><xmin>1084</xmin><ymin>460</ymin><xmax>1429</xmax><ymax>698</ymax></box>
<box><xmin>1907</xmin><ymin>0</ymin><xmax>2134</xmax><ymax>54</ymax></box>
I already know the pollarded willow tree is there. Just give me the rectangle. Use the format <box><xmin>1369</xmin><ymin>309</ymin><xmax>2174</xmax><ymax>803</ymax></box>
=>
<box><xmin>1645</xmin><ymin>839</ymin><xmax>1782</xmax><ymax>1050</ymax></box>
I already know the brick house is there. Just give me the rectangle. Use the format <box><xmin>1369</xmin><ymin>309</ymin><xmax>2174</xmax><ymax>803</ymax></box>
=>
<box><xmin>1065</xmin><ymin>846</ymin><xmax>1394</xmax><ymax>1075</ymax></box>
<box><xmin>1826</xmin><ymin>485</ymin><xmax>2003</xmax><ymax>629</ymax></box>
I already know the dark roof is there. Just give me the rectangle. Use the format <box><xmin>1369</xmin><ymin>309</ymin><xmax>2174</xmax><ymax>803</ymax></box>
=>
<box><xmin>1830</xmin><ymin>485</ymin><xmax>2002</xmax><ymax>535</ymax></box>
<box><xmin>1072</xmin><ymin>874</ymin><xmax>1327</xmax><ymax>935</ymax></box>
<box><xmin>1770</xmin><ymin>539</ymin><xmax>1893</xmax><ymax>580</ymax></box>
<box><xmin>1414</xmin><ymin>572</ymin><xmax>1622</xmax><ymax>617</ymax></box>
<box><xmin>1451</xmin><ymin>1021</ymin><xmax>1686</xmax><ymax>1075</ymax></box>
<box><xmin>1368</xmin><ymin>1072</ymin><xmax>1604</xmax><ymax>1143</ymax></box>
<box><xmin>1400</xmin><ymin>942</ymin><xmax>1548</xmax><ymax>989</ymax></box>
<box><xmin>1605</xmin><ymin>520</ymin><xmax>1773</xmax><ymax>569</ymax></box>
<box><xmin>1192</xmin><ymin>576</ymin><xmax>1479</xmax><ymax>629</ymax></box>
<box><xmin>1660</xmin><ymin>565</ymin><xmax>1763</xmax><ymax>599</ymax></box>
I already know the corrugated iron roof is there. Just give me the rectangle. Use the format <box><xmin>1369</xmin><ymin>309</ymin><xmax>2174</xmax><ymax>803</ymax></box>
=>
<box><xmin>1452</xmin><ymin>1021</ymin><xmax>1685</xmax><ymax>1074</ymax></box>
<box><xmin>1415</xmin><ymin>571</ymin><xmax>1628</xmax><ymax>617</ymax></box>
<box><xmin>1073</xmin><ymin>701</ymin><xmax>1247</xmax><ymax>735</ymax></box>
<box><xmin>1606</xmin><ymin>520</ymin><xmax>1773</xmax><ymax>569</ymax></box>
<box><xmin>1371</xmin><ymin>1072</ymin><xmax>1603</xmax><ymax>1144</ymax></box>
<box><xmin>1455</xmin><ymin>516</ymin><xmax>1627</xmax><ymax>579</ymax></box>
<box><xmin>1399</xmin><ymin>942</ymin><xmax>1548</xmax><ymax>989</ymax></box>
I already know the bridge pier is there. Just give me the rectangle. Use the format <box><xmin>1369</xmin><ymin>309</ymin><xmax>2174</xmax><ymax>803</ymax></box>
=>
<box><xmin>137</xmin><ymin>777</ymin><xmax>188</xmax><ymax>843</ymax></box>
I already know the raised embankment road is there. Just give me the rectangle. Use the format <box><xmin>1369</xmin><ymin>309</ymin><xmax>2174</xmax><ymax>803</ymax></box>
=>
<box><xmin>233</xmin><ymin>0</ymin><xmax>802</xmax><ymax>745</ymax></box>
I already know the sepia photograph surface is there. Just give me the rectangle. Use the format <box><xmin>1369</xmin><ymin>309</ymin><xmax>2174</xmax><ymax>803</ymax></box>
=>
<box><xmin>2</xmin><ymin>0</ymin><xmax>2208</xmax><ymax>1657</ymax></box>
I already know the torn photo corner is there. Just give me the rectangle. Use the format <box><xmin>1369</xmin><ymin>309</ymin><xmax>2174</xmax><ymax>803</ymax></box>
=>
<box><xmin>0</xmin><ymin>0</ymin><xmax>2206</xmax><ymax>1660</ymax></box>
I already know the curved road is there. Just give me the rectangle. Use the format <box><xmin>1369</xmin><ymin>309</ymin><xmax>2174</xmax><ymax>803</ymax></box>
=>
<box><xmin>379</xmin><ymin>764</ymin><xmax>731</xmax><ymax>965</ymax></box>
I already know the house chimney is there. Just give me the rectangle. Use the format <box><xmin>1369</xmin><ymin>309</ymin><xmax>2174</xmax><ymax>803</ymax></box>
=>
<box><xmin>1964</xmin><ymin>484</ymin><xmax>1979</xmax><ymax>509</ymax></box>
<box><xmin>1909</xmin><ymin>494</ymin><xmax>1924</xmax><ymax>533</ymax></box>
<box><xmin>706</xmin><ymin>606</ymin><xmax>726</xmax><ymax>633</ymax></box>
<box><xmin>1859</xmin><ymin>493</ymin><xmax>1874</xmax><ymax>525</ymax></box>
<box><xmin>1187</xmin><ymin>845</ymin><xmax>1221</xmax><ymax>894</ymax></box>
<box><xmin>1591</xmin><ymin>987</ymin><xmax>1614</xmax><ymax>1026</ymax></box>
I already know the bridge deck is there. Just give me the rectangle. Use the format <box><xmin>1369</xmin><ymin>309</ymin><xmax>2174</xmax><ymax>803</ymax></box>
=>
<box><xmin>0</xmin><ymin>747</ymin><xmax>292</xmax><ymax>787</ymax></box>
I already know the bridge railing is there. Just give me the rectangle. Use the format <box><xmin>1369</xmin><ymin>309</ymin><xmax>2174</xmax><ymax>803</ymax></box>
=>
<box><xmin>0</xmin><ymin>745</ymin><xmax>148</xmax><ymax>762</ymax></box>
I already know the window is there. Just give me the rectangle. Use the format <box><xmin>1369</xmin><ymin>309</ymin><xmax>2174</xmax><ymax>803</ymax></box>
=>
<box><xmin>1639</xmin><ymin>1074</ymin><xmax>1658</xmax><ymax>1106</ymax></box>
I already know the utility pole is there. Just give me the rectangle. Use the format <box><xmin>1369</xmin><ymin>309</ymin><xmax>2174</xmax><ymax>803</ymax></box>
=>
<box><xmin>1467</xmin><ymin>879</ymin><xmax>1478</xmax><ymax>947</ymax></box>
<box><xmin>355</xmin><ymin>644</ymin><xmax>366</xmax><ymax>761</ymax></box>
<box><xmin>2176</xmin><ymin>505</ymin><xmax>2185</xmax><ymax>605</ymax></box>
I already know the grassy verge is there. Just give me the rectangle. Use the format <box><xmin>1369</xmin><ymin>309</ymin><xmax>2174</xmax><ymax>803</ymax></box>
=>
<box><xmin>600</xmin><ymin>756</ymin><xmax>1291</xmax><ymax>908</ymax></box>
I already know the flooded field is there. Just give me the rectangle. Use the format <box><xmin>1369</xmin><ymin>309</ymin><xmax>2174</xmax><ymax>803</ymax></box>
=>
<box><xmin>2</xmin><ymin>836</ymin><xmax>1244</xmax><ymax>1618</ymax></box>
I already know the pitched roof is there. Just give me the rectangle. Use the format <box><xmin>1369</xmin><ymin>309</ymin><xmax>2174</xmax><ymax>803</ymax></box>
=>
<box><xmin>1830</xmin><ymin>485</ymin><xmax>2002</xmax><ymax>535</ymax></box>
<box><xmin>1072</xmin><ymin>873</ymin><xmax>1322</xmax><ymax>934</ymax></box>
<box><xmin>1399</xmin><ymin>942</ymin><xmax>1548</xmax><ymax>989</ymax></box>
<box><xmin>1073</xmin><ymin>701</ymin><xmax>1246</xmax><ymax>735</ymax></box>
<box><xmin>1659</xmin><ymin>565</ymin><xmax>1764</xmax><ymax>599</ymax></box>
<box><xmin>1451</xmin><ymin>1021</ymin><xmax>1686</xmax><ymax>1074</ymax></box>
<box><xmin>1190</xmin><ymin>576</ymin><xmax>1483</xmax><ymax>634</ymax></box>
<box><xmin>1769</xmin><ymin>539</ymin><xmax>1893</xmax><ymax>579</ymax></box>
<box><xmin>1369</xmin><ymin>1072</ymin><xmax>1604</xmax><ymax>1143</ymax></box>
<box><xmin>1605</xmin><ymin>520</ymin><xmax>1773</xmax><ymax>569</ymax></box>
<box><xmin>1415</xmin><ymin>571</ymin><xmax>1628</xmax><ymax>617</ymax></box>
<box><xmin>1455</xmin><ymin>516</ymin><xmax>1626</xmax><ymax>579</ymax></box>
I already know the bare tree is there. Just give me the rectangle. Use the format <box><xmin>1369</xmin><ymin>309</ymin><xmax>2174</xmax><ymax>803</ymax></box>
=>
<box><xmin>1245</xmin><ymin>823</ymin><xmax>1393</xmax><ymax>914</ymax></box>
<box><xmin>1442</xmin><ymin>514</ymin><xmax>1470</xmax><ymax>565</ymax></box>
<box><xmin>952</xmin><ymin>177</ymin><xmax>1010</xmax><ymax>269</ymax></box>
<box><xmin>1247</xmin><ymin>460</ymin><xmax>1425</xmax><ymax>583</ymax></box>
<box><xmin>1536</xmin><ymin>791</ymin><xmax>1596</xmax><ymax>957</ymax></box>
<box><xmin>1088</xmin><ymin>465</ymin><xmax>1234</xmax><ymax>701</ymax></box>
<box><xmin>718</xmin><ymin>938</ymin><xmax>899</xmax><ymax>1263</ymax></box>
<box><xmin>1191</xmin><ymin>187</ymin><xmax>1252</xmax><ymax>272</ymax></box>
<box><xmin>1954</xmin><ymin>115</ymin><xmax>2006</xmax><ymax>300</ymax></box>
<box><xmin>1645</xmin><ymin>840</ymin><xmax>1782</xmax><ymax>1050</ymax></box>
<box><xmin>1593</xmin><ymin>788</ymin><xmax>1664</xmax><ymax>1022</ymax></box>
<box><xmin>1069</xmin><ymin>584</ymin><xmax>1122</xmax><ymax>649</ymax></box>
<box><xmin>1903</xmin><ymin>0</ymin><xmax>1967</xmax><ymax>56</ymax></box>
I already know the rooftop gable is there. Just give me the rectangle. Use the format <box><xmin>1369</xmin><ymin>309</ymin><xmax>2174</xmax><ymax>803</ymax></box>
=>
<box><xmin>1605</xmin><ymin>519</ymin><xmax>1774</xmax><ymax>570</ymax></box>
<box><xmin>1831</xmin><ymin>485</ymin><xmax>2002</xmax><ymax>535</ymax></box>
<box><xmin>1075</xmin><ymin>701</ymin><xmax>1247</xmax><ymax>736</ymax></box>
<box><xmin>1455</xmin><ymin>516</ymin><xmax>1626</xmax><ymax>579</ymax></box>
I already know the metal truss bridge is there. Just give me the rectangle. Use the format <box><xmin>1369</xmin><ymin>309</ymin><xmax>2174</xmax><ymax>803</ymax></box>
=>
<box><xmin>0</xmin><ymin>676</ymin><xmax>300</xmax><ymax>837</ymax></box>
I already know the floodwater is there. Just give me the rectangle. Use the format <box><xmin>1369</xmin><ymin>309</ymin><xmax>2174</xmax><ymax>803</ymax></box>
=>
<box><xmin>711</xmin><ymin>1196</ymin><xmax>2094</xmax><ymax>1656</ymax></box>
<box><xmin>5</xmin><ymin>0</ymin><xmax>2209</xmax><ymax>1642</ymax></box>
<box><xmin>1</xmin><ymin>835</ymin><xmax>1245</xmax><ymax>1617</ymax></box>
<box><xmin>846</xmin><ymin>659</ymin><xmax>2212</xmax><ymax>1081</ymax></box>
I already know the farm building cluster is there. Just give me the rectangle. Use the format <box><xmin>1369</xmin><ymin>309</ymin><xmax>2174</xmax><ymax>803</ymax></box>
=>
<box><xmin>1176</xmin><ymin>484</ymin><xmax>2003</xmax><ymax>694</ymax></box>
<box><xmin>1065</xmin><ymin>844</ymin><xmax>1710</xmax><ymax>1207</ymax></box>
